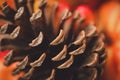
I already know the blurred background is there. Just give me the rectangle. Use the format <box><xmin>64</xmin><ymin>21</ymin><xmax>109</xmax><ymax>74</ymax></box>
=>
<box><xmin>0</xmin><ymin>0</ymin><xmax>120</xmax><ymax>80</ymax></box>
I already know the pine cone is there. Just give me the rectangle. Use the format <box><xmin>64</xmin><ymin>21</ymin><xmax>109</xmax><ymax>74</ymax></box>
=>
<box><xmin>0</xmin><ymin>0</ymin><xmax>106</xmax><ymax>80</ymax></box>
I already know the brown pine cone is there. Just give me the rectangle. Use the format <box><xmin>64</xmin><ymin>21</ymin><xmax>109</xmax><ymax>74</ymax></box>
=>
<box><xmin>0</xmin><ymin>0</ymin><xmax>106</xmax><ymax>80</ymax></box>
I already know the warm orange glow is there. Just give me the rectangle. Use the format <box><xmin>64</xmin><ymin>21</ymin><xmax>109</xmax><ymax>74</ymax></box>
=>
<box><xmin>5</xmin><ymin>0</ymin><xmax>15</xmax><ymax>10</ymax></box>
<box><xmin>0</xmin><ymin>61</ymin><xmax>23</xmax><ymax>80</ymax></box>
<box><xmin>0</xmin><ymin>50</ymin><xmax>24</xmax><ymax>80</ymax></box>
<box><xmin>102</xmin><ymin>41</ymin><xmax>120</xmax><ymax>80</ymax></box>
<box><xmin>75</xmin><ymin>5</ymin><xmax>95</xmax><ymax>24</ymax></box>
<box><xmin>98</xmin><ymin>1</ymin><xmax>120</xmax><ymax>42</ymax></box>
<box><xmin>0</xmin><ymin>0</ymin><xmax>5</xmax><ymax>8</ymax></box>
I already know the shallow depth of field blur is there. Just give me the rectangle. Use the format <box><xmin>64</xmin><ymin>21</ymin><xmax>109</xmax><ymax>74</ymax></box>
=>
<box><xmin>0</xmin><ymin>0</ymin><xmax>120</xmax><ymax>80</ymax></box>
